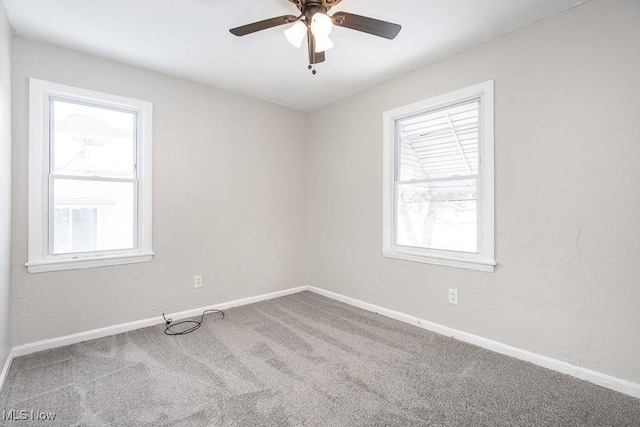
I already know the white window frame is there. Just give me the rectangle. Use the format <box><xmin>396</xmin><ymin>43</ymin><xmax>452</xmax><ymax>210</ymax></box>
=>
<box><xmin>27</xmin><ymin>78</ymin><xmax>154</xmax><ymax>273</ymax></box>
<box><xmin>382</xmin><ymin>80</ymin><xmax>495</xmax><ymax>272</ymax></box>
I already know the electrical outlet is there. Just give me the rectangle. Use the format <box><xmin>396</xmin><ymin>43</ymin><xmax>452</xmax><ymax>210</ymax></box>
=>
<box><xmin>448</xmin><ymin>288</ymin><xmax>458</xmax><ymax>305</ymax></box>
<box><xmin>194</xmin><ymin>274</ymin><xmax>203</xmax><ymax>289</ymax></box>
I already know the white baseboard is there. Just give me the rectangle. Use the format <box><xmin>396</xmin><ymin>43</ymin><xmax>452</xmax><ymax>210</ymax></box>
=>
<box><xmin>6</xmin><ymin>284</ymin><xmax>640</xmax><ymax>400</ymax></box>
<box><xmin>11</xmin><ymin>286</ymin><xmax>308</xmax><ymax>358</ymax></box>
<box><xmin>0</xmin><ymin>349</ymin><xmax>13</xmax><ymax>392</ymax></box>
<box><xmin>307</xmin><ymin>286</ymin><xmax>640</xmax><ymax>400</ymax></box>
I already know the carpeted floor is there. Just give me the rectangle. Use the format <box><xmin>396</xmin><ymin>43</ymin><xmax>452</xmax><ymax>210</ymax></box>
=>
<box><xmin>1</xmin><ymin>291</ymin><xmax>639</xmax><ymax>426</ymax></box>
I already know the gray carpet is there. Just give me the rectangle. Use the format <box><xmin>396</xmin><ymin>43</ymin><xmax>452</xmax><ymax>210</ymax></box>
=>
<box><xmin>1</xmin><ymin>291</ymin><xmax>639</xmax><ymax>426</ymax></box>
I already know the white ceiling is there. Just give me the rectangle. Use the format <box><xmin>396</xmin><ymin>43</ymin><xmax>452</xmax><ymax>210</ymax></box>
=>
<box><xmin>4</xmin><ymin>0</ymin><xmax>589</xmax><ymax>111</ymax></box>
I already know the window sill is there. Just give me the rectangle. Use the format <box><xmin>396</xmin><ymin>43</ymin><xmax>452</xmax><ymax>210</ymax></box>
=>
<box><xmin>382</xmin><ymin>248</ymin><xmax>496</xmax><ymax>272</ymax></box>
<box><xmin>26</xmin><ymin>252</ymin><xmax>155</xmax><ymax>273</ymax></box>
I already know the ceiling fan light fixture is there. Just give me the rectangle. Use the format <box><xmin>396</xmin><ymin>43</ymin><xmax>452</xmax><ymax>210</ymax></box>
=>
<box><xmin>310</xmin><ymin>12</ymin><xmax>333</xmax><ymax>37</ymax></box>
<box><xmin>229</xmin><ymin>3</ymin><xmax>403</xmax><ymax>71</ymax></box>
<box><xmin>314</xmin><ymin>35</ymin><xmax>334</xmax><ymax>53</ymax></box>
<box><xmin>284</xmin><ymin>20</ymin><xmax>307</xmax><ymax>48</ymax></box>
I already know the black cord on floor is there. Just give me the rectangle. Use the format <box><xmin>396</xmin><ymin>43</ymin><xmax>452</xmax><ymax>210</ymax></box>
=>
<box><xmin>162</xmin><ymin>309</ymin><xmax>225</xmax><ymax>336</ymax></box>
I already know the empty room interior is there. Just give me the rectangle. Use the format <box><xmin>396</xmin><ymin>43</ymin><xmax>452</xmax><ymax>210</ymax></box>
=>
<box><xmin>0</xmin><ymin>0</ymin><xmax>639</xmax><ymax>425</ymax></box>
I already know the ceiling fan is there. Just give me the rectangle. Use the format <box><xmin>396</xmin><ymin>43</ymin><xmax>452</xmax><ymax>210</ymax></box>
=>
<box><xmin>229</xmin><ymin>0</ymin><xmax>402</xmax><ymax>73</ymax></box>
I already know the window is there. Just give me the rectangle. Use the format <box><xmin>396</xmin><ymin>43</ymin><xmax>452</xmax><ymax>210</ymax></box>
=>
<box><xmin>27</xmin><ymin>79</ymin><xmax>153</xmax><ymax>273</ymax></box>
<box><xmin>382</xmin><ymin>81</ymin><xmax>495</xmax><ymax>272</ymax></box>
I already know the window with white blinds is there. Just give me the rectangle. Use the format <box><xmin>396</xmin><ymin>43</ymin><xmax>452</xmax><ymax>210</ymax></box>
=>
<box><xmin>383</xmin><ymin>81</ymin><xmax>495</xmax><ymax>272</ymax></box>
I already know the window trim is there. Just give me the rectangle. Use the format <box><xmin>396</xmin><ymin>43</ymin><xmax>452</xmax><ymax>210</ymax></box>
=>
<box><xmin>382</xmin><ymin>80</ymin><xmax>495</xmax><ymax>272</ymax></box>
<box><xmin>27</xmin><ymin>78</ymin><xmax>154</xmax><ymax>273</ymax></box>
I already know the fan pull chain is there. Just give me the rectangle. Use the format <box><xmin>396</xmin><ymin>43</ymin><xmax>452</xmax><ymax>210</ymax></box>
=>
<box><xmin>308</xmin><ymin>47</ymin><xmax>317</xmax><ymax>75</ymax></box>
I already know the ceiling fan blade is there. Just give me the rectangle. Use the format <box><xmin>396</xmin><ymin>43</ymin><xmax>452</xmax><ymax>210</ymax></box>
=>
<box><xmin>307</xmin><ymin>30</ymin><xmax>326</xmax><ymax>64</ymax></box>
<box><xmin>230</xmin><ymin>15</ymin><xmax>298</xmax><ymax>37</ymax></box>
<box><xmin>332</xmin><ymin>12</ymin><xmax>401</xmax><ymax>39</ymax></box>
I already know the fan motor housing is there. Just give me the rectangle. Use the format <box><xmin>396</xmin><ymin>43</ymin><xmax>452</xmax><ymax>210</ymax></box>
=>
<box><xmin>289</xmin><ymin>0</ymin><xmax>342</xmax><ymax>13</ymax></box>
<box><xmin>288</xmin><ymin>0</ymin><xmax>343</xmax><ymax>5</ymax></box>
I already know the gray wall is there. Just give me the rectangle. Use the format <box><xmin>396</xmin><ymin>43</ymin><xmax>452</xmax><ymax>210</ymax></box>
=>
<box><xmin>307</xmin><ymin>0</ymin><xmax>640</xmax><ymax>383</ymax></box>
<box><xmin>11</xmin><ymin>37</ymin><xmax>308</xmax><ymax>345</ymax></box>
<box><xmin>0</xmin><ymin>0</ymin><xmax>12</xmax><ymax>368</ymax></box>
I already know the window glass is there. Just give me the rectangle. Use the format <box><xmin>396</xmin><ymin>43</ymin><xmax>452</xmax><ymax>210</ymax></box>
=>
<box><xmin>397</xmin><ymin>100</ymin><xmax>479</xmax><ymax>182</ymax></box>
<box><xmin>52</xmin><ymin>179</ymin><xmax>135</xmax><ymax>254</ymax></box>
<box><xmin>395</xmin><ymin>99</ymin><xmax>480</xmax><ymax>253</ymax></box>
<box><xmin>51</xmin><ymin>99</ymin><xmax>136</xmax><ymax>178</ymax></box>
<box><xmin>395</xmin><ymin>179</ymin><xmax>477</xmax><ymax>253</ymax></box>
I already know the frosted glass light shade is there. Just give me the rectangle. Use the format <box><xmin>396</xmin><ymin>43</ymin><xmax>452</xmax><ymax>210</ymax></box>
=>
<box><xmin>314</xmin><ymin>35</ymin><xmax>334</xmax><ymax>53</ymax></box>
<box><xmin>285</xmin><ymin>21</ymin><xmax>307</xmax><ymax>48</ymax></box>
<box><xmin>310</xmin><ymin>13</ymin><xmax>333</xmax><ymax>37</ymax></box>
